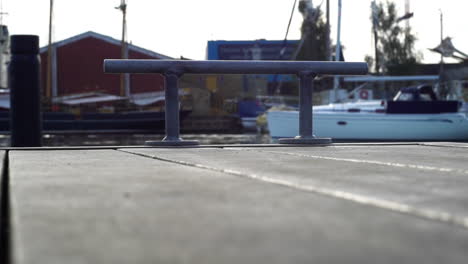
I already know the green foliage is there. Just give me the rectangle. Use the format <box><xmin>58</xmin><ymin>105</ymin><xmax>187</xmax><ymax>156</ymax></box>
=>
<box><xmin>370</xmin><ymin>1</ymin><xmax>422</xmax><ymax>74</ymax></box>
<box><xmin>296</xmin><ymin>3</ymin><xmax>329</xmax><ymax>61</ymax></box>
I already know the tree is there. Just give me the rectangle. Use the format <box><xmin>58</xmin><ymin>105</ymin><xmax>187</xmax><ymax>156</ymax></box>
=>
<box><xmin>368</xmin><ymin>1</ymin><xmax>421</xmax><ymax>74</ymax></box>
<box><xmin>295</xmin><ymin>0</ymin><xmax>329</xmax><ymax>61</ymax></box>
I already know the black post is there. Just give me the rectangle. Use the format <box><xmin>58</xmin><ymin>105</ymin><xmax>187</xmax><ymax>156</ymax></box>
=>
<box><xmin>163</xmin><ymin>72</ymin><xmax>181</xmax><ymax>141</ymax></box>
<box><xmin>145</xmin><ymin>70</ymin><xmax>198</xmax><ymax>146</ymax></box>
<box><xmin>9</xmin><ymin>35</ymin><xmax>42</xmax><ymax>147</ymax></box>
<box><xmin>279</xmin><ymin>71</ymin><xmax>331</xmax><ymax>145</ymax></box>
<box><xmin>298</xmin><ymin>72</ymin><xmax>314</xmax><ymax>138</ymax></box>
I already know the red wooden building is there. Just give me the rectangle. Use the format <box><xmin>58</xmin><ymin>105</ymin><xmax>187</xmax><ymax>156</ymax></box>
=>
<box><xmin>39</xmin><ymin>31</ymin><xmax>170</xmax><ymax>99</ymax></box>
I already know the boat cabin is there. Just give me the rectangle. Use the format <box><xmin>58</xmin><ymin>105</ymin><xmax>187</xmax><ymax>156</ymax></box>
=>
<box><xmin>387</xmin><ymin>85</ymin><xmax>459</xmax><ymax>114</ymax></box>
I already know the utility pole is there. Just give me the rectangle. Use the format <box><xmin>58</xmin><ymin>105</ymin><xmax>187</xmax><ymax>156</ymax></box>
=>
<box><xmin>332</xmin><ymin>0</ymin><xmax>342</xmax><ymax>98</ymax></box>
<box><xmin>116</xmin><ymin>0</ymin><xmax>129</xmax><ymax>97</ymax></box>
<box><xmin>46</xmin><ymin>0</ymin><xmax>53</xmax><ymax>99</ymax></box>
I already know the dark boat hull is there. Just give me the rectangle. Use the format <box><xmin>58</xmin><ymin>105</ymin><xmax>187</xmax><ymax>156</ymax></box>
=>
<box><xmin>0</xmin><ymin>111</ymin><xmax>190</xmax><ymax>133</ymax></box>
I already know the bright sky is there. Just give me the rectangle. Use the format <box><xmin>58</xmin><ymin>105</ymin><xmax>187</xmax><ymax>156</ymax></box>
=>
<box><xmin>4</xmin><ymin>0</ymin><xmax>468</xmax><ymax>64</ymax></box>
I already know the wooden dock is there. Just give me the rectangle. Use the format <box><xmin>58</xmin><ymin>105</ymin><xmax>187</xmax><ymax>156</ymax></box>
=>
<box><xmin>2</xmin><ymin>142</ymin><xmax>468</xmax><ymax>263</ymax></box>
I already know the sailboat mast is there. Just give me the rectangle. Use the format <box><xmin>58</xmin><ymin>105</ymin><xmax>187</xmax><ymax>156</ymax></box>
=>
<box><xmin>326</xmin><ymin>0</ymin><xmax>331</xmax><ymax>61</ymax></box>
<box><xmin>0</xmin><ymin>0</ymin><xmax>9</xmax><ymax>89</ymax></box>
<box><xmin>440</xmin><ymin>10</ymin><xmax>444</xmax><ymax>65</ymax></box>
<box><xmin>371</xmin><ymin>0</ymin><xmax>379</xmax><ymax>74</ymax></box>
<box><xmin>438</xmin><ymin>10</ymin><xmax>444</xmax><ymax>92</ymax></box>
<box><xmin>0</xmin><ymin>0</ymin><xmax>8</xmax><ymax>25</ymax></box>
<box><xmin>405</xmin><ymin>0</ymin><xmax>410</xmax><ymax>29</ymax></box>
<box><xmin>334</xmin><ymin>0</ymin><xmax>342</xmax><ymax>63</ymax></box>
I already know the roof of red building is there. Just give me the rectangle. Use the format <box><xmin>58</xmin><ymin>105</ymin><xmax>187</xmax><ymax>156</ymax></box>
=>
<box><xmin>51</xmin><ymin>92</ymin><xmax>128</xmax><ymax>106</ymax></box>
<box><xmin>39</xmin><ymin>31</ymin><xmax>172</xmax><ymax>59</ymax></box>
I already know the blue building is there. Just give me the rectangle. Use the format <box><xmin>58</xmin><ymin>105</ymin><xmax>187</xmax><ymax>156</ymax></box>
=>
<box><xmin>206</xmin><ymin>40</ymin><xmax>300</xmax><ymax>97</ymax></box>
<box><xmin>206</xmin><ymin>39</ymin><xmax>299</xmax><ymax>61</ymax></box>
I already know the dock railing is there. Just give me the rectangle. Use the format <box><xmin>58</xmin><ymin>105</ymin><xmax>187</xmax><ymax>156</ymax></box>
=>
<box><xmin>104</xmin><ymin>59</ymin><xmax>368</xmax><ymax>146</ymax></box>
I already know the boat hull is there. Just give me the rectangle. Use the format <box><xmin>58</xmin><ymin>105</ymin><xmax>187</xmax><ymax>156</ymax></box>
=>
<box><xmin>0</xmin><ymin>111</ymin><xmax>191</xmax><ymax>133</ymax></box>
<box><xmin>267</xmin><ymin>110</ymin><xmax>468</xmax><ymax>141</ymax></box>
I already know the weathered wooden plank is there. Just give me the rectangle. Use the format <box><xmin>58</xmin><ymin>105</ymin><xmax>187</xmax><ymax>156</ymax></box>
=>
<box><xmin>9</xmin><ymin>148</ymin><xmax>468</xmax><ymax>264</ymax></box>
<box><xmin>125</xmin><ymin>145</ymin><xmax>468</xmax><ymax>222</ymax></box>
<box><xmin>0</xmin><ymin>150</ymin><xmax>8</xmax><ymax>263</ymax></box>
<box><xmin>266</xmin><ymin>144</ymin><xmax>468</xmax><ymax>171</ymax></box>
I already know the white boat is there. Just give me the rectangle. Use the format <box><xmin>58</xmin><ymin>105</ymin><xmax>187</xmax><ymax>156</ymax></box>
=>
<box><xmin>267</xmin><ymin>85</ymin><xmax>468</xmax><ymax>141</ymax></box>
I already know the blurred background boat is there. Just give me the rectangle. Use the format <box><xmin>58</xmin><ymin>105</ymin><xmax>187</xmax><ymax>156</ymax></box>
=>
<box><xmin>267</xmin><ymin>84</ymin><xmax>468</xmax><ymax>141</ymax></box>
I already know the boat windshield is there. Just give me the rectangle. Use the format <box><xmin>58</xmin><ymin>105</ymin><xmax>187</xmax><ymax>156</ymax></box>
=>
<box><xmin>393</xmin><ymin>85</ymin><xmax>438</xmax><ymax>101</ymax></box>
